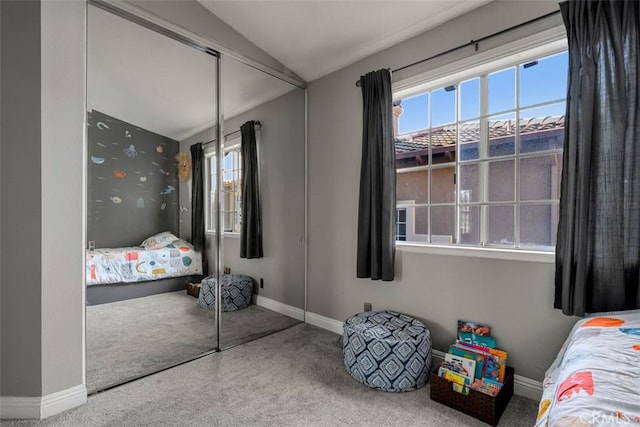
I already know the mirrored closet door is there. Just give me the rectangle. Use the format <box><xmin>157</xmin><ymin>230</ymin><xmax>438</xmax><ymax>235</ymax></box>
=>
<box><xmin>85</xmin><ymin>0</ymin><xmax>307</xmax><ymax>395</ymax></box>
<box><xmin>217</xmin><ymin>56</ymin><xmax>306</xmax><ymax>350</ymax></box>
<box><xmin>85</xmin><ymin>4</ymin><xmax>218</xmax><ymax>394</ymax></box>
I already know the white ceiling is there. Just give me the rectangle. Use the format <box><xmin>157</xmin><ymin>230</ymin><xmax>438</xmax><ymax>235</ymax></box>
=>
<box><xmin>88</xmin><ymin>1</ymin><xmax>492</xmax><ymax>140</ymax></box>
<box><xmin>199</xmin><ymin>0</ymin><xmax>493</xmax><ymax>82</ymax></box>
<box><xmin>88</xmin><ymin>6</ymin><xmax>295</xmax><ymax>141</ymax></box>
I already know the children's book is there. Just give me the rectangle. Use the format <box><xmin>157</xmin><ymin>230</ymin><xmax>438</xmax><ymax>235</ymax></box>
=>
<box><xmin>457</xmin><ymin>320</ymin><xmax>492</xmax><ymax>336</ymax></box>
<box><xmin>448</xmin><ymin>343</ymin><xmax>487</xmax><ymax>379</ymax></box>
<box><xmin>457</xmin><ymin>319</ymin><xmax>497</xmax><ymax>348</ymax></box>
<box><xmin>444</xmin><ymin>353</ymin><xmax>476</xmax><ymax>384</ymax></box>
<box><xmin>438</xmin><ymin>363</ymin><xmax>472</xmax><ymax>386</ymax></box>
<box><xmin>456</xmin><ymin>341</ymin><xmax>507</xmax><ymax>383</ymax></box>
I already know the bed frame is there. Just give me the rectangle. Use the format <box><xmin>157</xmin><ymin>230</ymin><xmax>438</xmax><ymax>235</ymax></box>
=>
<box><xmin>86</xmin><ymin>275</ymin><xmax>201</xmax><ymax>306</ymax></box>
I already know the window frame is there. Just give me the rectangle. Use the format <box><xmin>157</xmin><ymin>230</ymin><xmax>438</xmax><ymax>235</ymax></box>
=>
<box><xmin>392</xmin><ymin>24</ymin><xmax>566</xmax><ymax>263</ymax></box>
<box><xmin>204</xmin><ymin>137</ymin><xmax>242</xmax><ymax>237</ymax></box>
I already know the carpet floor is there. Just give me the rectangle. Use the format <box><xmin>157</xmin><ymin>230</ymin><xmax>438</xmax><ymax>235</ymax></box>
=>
<box><xmin>86</xmin><ymin>291</ymin><xmax>301</xmax><ymax>393</ymax></box>
<box><xmin>10</xmin><ymin>323</ymin><xmax>539</xmax><ymax>426</ymax></box>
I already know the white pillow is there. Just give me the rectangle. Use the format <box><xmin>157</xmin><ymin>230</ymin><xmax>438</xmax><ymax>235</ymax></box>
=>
<box><xmin>141</xmin><ymin>231</ymin><xmax>179</xmax><ymax>250</ymax></box>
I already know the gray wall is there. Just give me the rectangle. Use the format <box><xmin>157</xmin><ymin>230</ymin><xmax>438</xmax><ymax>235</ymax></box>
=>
<box><xmin>1</xmin><ymin>0</ymin><xmax>85</xmax><ymax>398</ymax></box>
<box><xmin>307</xmin><ymin>0</ymin><xmax>578</xmax><ymax>382</ymax></box>
<box><xmin>180</xmin><ymin>88</ymin><xmax>305</xmax><ymax>309</ymax></box>
<box><xmin>1</xmin><ymin>0</ymin><xmax>43</xmax><ymax>397</ymax></box>
<box><xmin>87</xmin><ymin>110</ymin><xmax>179</xmax><ymax>248</ymax></box>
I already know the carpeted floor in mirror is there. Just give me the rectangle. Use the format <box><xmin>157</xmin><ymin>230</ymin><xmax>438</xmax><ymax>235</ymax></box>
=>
<box><xmin>86</xmin><ymin>291</ymin><xmax>301</xmax><ymax>393</ymax></box>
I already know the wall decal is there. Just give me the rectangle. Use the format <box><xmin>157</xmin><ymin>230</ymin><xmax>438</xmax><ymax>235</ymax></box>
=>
<box><xmin>97</xmin><ymin>122</ymin><xmax>109</xmax><ymax>130</ymax></box>
<box><xmin>87</xmin><ymin>110</ymin><xmax>179</xmax><ymax>248</ymax></box>
<box><xmin>156</xmin><ymin>145</ymin><xmax>164</xmax><ymax>153</ymax></box>
<box><xmin>176</xmin><ymin>152</ymin><xmax>191</xmax><ymax>181</ymax></box>
<box><xmin>123</xmin><ymin>144</ymin><xmax>137</xmax><ymax>158</ymax></box>
<box><xmin>91</xmin><ymin>156</ymin><xmax>105</xmax><ymax>164</ymax></box>
<box><xmin>160</xmin><ymin>185</ymin><xmax>175</xmax><ymax>195</ymax></box>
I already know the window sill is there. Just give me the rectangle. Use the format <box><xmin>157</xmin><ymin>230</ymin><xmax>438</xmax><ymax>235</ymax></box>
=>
<box><xmin>396</xmin><ymin>242</ymin><xmax>555</xmax><ymax>263</ymax></box>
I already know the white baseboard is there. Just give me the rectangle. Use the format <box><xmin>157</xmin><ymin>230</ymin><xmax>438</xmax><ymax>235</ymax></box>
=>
<box><xmin>1</xmin><ymin>384</ymin><xmax>87</xmax><ymax>420</ymax></box>
<box><xmin>306</xmin><ymin>316</ymin><xmax>543</xmax><ymax>401</ymax></box>
<box><xmin>253</xmin><ymin>295</ymin><xmax>305</xmax><ymax>321</ymax></box>
<box><xmin>305</xmin><ymin>311</ymin><xmax>344</xmax><ymax>335</ymax></box>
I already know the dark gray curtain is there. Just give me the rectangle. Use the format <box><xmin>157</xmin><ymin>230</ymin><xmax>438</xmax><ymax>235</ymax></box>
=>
<box><xmin>555</xmin><ymin>0</ymin><xmax>640</xmax><ymax>316</ymax></box>
<box><xmin>356</xmin><ymin>69</ymin><xmax>396</xmax><ymax>281</ymax></box>
<box><xmin>190</xmin><ymin>143</ymin><xmax>208</xmax><ymax>276</ymax></box>
<box><xmin>240</xmin><ymin>121</ymin><xmax>263</xmax><ymax>259</ymax></box>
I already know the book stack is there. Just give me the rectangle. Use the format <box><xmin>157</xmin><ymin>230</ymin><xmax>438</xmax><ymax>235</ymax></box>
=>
<box><xmin>436</xmin><ymin>320</ymin><xmax>508</xmax><ymax>397</ymax></box>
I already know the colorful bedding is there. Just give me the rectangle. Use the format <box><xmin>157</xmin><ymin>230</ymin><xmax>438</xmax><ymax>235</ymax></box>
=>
<box><xmin>86</xmin><ymin>239</ymin><xmax>202</xmax><ymax>285</ymax></box>
<box><xmin>536</xmin><ymin>311</ymin><xmax>640</xmax><ymax>427</ymax></box>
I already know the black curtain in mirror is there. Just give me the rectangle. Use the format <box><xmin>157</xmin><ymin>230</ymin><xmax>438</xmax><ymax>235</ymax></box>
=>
<box><xmin>555</xmin><ymin>0</ymin><xmax>640</xmax><ymax>316</ymax></box>
<box><xmin>240</xmin><ymin>121</ymin><xmax>263</xmax><ymax>259</ymax></box>
<box><xmin>356</xmin><ymin>69</ymin><xmax>396</xmax><ymax>281</ymax></box>
<box><xmin>190</xmin><ymin>143</ymin><xmax>208</xmax><ymax>275</ymax></box>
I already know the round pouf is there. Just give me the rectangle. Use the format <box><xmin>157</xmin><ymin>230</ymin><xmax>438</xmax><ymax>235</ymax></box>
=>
<box><xmin>343</xmin><ymin>311</ymin><xmax>431</xmax><ymax>392</ymax></box>
<box><xmin>198</xmin><ymin>274</ymin><xmax>253</xmax><ymax>312</ymax></box>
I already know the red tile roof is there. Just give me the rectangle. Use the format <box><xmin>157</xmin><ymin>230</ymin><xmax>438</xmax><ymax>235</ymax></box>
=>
<box><xmin>395</xmin><ymin>116</ymin><xmax>565</xmax><ymax>154</ymax></box>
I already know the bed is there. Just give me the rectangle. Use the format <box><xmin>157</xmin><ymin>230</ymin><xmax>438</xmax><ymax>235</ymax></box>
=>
<box><xmin>535</xmin><ymin>310</ymin><xmax>640</xmax><ymax>426</ymax></box>
<box><xmin>86</xmin><ymin>231</ymin><xmax>203</xmax><ymax>305</ymax></box>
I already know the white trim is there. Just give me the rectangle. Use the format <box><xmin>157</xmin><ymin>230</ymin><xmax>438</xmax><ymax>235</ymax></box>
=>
<box><xmin>513</xmin><ymin>373</ymin><xmax>544</xmax><ymax>402</ymax></box>
<box><xmin>1</xmin><ymin>385</ymin><xmax>87</xmax><ymax>420</ymax></box>
<box><xmin>397</xmin><ymin>242</ymin><xmax>555</xmax><ymax>263</ymax></box>
<box><xmin>305</xmin><ymin>311</ymin><xmax>345</xmax><ymax>335</ymax></box>
<box><xmin>253</xmin><ymin>295</ymin><xmax>305</xmax><ymax>321</ymax></box>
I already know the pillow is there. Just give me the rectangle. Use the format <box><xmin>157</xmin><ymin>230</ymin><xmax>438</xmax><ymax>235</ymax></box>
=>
<box><xmin>141</xmin><ymin>231</ymin><xmax>179</xmax><ymax>250</ymax></box>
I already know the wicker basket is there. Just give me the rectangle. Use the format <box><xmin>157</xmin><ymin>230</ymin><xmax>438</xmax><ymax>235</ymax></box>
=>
<box><xmin>186</xmin><ymin>283</ymin><xmax>201</xmax><ymax>298</ymax></box>
<box><xmin>430</xmin><ymin>366</ymin><xmax>514</xmax><ymax>426</ymax></box>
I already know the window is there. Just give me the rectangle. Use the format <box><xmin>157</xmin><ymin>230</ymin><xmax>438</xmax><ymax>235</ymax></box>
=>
<box><xmin>394</xmin><ymin>48</ymin><xmax>567</xmax><ymax>252</ymax></box>
<box><xmin>205</xmin><ymin>140</ymin><xmax>242</xmax><ymax>234</ymax></box>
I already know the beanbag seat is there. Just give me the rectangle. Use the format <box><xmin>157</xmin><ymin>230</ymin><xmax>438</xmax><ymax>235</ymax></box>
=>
<box><xmin>198</xmin><ymin>274</ymin><xmax>253</xmax><ymax>312</ymax></box>
<box><xmin>343</xmin><ymin>311</ymin><xmax>431</xmax><ymax>392</ymax></box>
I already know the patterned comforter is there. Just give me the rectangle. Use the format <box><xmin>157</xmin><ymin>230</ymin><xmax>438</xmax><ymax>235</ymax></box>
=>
<box><xmin>86</xmin><ymin>240</ymin><xmax>202</xmax><ymax>285</ymax></box>
<box><xmin>536</xmin><ymin>310</ymin><xmax>640</xmax><ymax>426</ymax></box>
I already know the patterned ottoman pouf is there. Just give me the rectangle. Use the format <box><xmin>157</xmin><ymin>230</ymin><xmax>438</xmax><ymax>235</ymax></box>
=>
<box><xmin>198</xmin><ymin>274</ymin><xmax>254</xmax><ymax>312</ymax></box>
<box><xmin>343</xmin><ymin>311</ymin><xmax>431</xmax><ymax>392</ymax></box>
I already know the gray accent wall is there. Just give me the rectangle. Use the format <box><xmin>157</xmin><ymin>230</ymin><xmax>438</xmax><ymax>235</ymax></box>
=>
<box><xmin>1</xmin><ymin>0</ymin><xmax>85</xmax><ymax>399</ymax></box>
<box><xmin>180</xmin><ymin>88</ymin><xmax>305</xmax><ymax>309</ymax></box>
<box><xmin>87</xmin><ymin>110</ymin><xmax>179</xmax><ymax>248</ymax></box>
<box><xmin>306</xmin><ymin>0</ymin><xmax>578</xmax><ymax>382</ymax></box>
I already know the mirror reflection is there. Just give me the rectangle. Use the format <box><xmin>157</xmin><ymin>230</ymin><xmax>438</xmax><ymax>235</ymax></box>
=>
<box><xmin>181</xmin><ymin>55</ymin><xmax>306</xmax><ymax>351</ymax></box>
<box><xmin>85</xmin><ymin>5</ymin><xmax>216</xmax><ymax>393</ymax></box>
<box><xmin>85</xmin><ymin>4</ymin><xmax>306</xmax><ymax>394</ymax></box>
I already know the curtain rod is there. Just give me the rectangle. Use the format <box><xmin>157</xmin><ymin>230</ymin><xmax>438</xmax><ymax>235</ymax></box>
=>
<box><xmin>202</xmin><ymin>121</ymin><xmax>261</xmax><ymax>147</ymax></box>
<box><xmin>355</xmin><ymin>9</ymin><xmax>561</xmax><ymax>87</ymax></box>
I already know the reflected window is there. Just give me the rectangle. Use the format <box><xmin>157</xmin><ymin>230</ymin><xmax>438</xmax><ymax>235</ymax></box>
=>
<box><xmin>205</xmin><ymin>139</ymin><xmax>242</xmax><ymax>233</ymax></box>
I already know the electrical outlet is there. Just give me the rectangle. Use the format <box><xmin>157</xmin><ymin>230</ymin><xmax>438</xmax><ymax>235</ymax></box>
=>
<box><xmin>364</xmin><ymin>302</ymin><xmax>372</xmax><ymax>312</ymax></box>
<box><xmin>260</xmin><ymin>278</ymin><xmax>264</xmax><ymax>289</ymax></box>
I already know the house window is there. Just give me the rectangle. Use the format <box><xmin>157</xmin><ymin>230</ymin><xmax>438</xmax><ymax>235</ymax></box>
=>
<box><xmin>395</xmin><ymin>48</ymin><xmax>567</xmax><ymax>251</ymax></box>
<box><xmin>205</xmin><ymin>140</ymin><xmax>242</xmax><ymax>234</ymax></box>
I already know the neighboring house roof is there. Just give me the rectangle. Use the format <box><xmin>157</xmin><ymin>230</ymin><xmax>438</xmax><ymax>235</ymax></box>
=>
<box><xmin>395</xmin><ymin>116</ymin><xmax>565</xmax><ymax>156</ymax></box>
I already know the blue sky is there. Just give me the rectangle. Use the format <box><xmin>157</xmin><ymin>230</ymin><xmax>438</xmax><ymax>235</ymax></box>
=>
<box><xmin>398</xmin><ymin>51</ymin><xmax>568</xmax><ymax>135</ymax></box>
